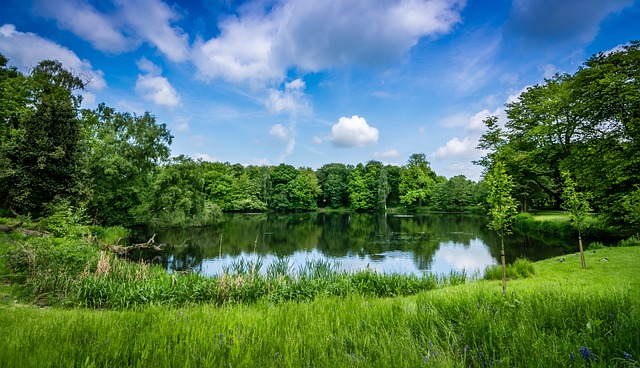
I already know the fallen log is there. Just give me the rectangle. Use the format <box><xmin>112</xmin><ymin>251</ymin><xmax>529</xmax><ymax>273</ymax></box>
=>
<box><xmin>102</xmin><ymin>234</ymin><xmax>163</xmax><ymax>255</ymax></box>
<box><xmin>0</xmin><ymin>222</ymin><xmax>23</xmax><ymax>233</ymax></box>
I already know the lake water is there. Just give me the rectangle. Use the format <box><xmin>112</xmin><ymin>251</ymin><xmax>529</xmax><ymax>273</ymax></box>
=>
<box><xmin>134</xmin><ymin>213</ymin><xmax>573</xmax><ymax>277</ymax></box>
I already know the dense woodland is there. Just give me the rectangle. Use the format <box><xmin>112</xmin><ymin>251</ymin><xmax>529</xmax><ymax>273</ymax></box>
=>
<box><xmin>1</xmin><ymin>42</ymin><xmax>639</xmax><ymax>231</ymax></box>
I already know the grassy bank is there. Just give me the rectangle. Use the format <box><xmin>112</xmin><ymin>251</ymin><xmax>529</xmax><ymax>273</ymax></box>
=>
<box><xmin>1</xmin><ymin>246</ymin><xmax>639</xmax><ymax>367</ymax></box>
<box><xmin>512</xmin><ymin>211</ymin><xmax>623</xmax><ymax>245</ymax></box>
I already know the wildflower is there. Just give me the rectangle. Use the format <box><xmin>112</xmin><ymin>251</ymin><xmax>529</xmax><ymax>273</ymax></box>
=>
<box><xmin>570</xmin><ymin>353</ymin><xmax>575</xmax><ymax>360</ymax></box>
<box><xmin>609</xmin><ymin>313</ymin><xmax>615</xmax><ymax>319</ymax></box>
<box><xmin>624</xmin><ymin>352</ymin><xmax>632</xmax><ymax>360</ymax></box>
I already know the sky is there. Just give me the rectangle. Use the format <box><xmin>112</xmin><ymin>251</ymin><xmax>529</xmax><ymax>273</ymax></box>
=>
<box><xmin>1</xmin><ymin>0</ymin><xmax>639</xmax><ymax>181</ymax></box>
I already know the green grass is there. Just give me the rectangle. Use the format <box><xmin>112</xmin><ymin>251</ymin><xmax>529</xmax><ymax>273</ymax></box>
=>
<box><xmin>1</xmin><ymin>247</ymin><xmax>639</xmax><ymax>367</ymax></box>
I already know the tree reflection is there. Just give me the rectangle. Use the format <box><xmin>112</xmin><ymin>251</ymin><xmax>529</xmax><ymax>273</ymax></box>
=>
<box><xmin>135</xmin><ymin>213</ymin><xmax>573</xmax><ymax>275</ymax></box>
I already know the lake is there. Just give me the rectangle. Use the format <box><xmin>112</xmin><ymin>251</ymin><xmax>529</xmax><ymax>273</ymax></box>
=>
<box><xmin>134</xmin><ymin>212</ymin><xmax>573</xmax><ymax>277</ymax></box>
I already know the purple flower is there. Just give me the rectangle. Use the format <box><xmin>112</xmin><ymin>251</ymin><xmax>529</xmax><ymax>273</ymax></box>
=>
<box><xmin>624</xmin><ymin>352</ymin><xmax>632</xmax><ymax>360</ymax></box>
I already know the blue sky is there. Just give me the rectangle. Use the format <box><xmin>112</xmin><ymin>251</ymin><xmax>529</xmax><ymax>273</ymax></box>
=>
<box><xmin>1</xmin><ymin>0</ymin><xmax>639</xmax><ymax>180</ymax></box>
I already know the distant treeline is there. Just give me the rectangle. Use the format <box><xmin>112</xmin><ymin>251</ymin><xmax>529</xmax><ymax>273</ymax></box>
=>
<box><xmin>0</xmin><ymin>54</ymin><xmax>484</xmax><ymax>227</ymax></box>
<box><xmin>2</xmin><ymin>40</ymin><xmax>640</xmax><ymax>231</ymax></box>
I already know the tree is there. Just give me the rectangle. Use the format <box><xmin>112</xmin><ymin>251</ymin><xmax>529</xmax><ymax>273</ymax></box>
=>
<box><xmin>83</xmin><ymin>103</ymin><xmax>173</xmax><ymax>225</ymax></box>
<box><xmin>316</xmin><ymin>163</ymin><xmax>349</xmax><ymax>208</ymax></box>
<box><xmin>486</xmin><ymin>161</ymin><xmax>518</xmax><ymax>293</ymax></box>
<box><xmin>399</xmin><ymin>153</ymin><xmax>437</xmax><ymax>209</ymax></box>
<box><xmin>0</xmin><ymin>59</ymin><xmax>86</xmax><ymax>216</ymax></box>
<box><xmin>561</xmin><ymin>171</ymin><xmax>591</xmax><ymax>270</ymax></box>
<box><xmin>348</xmin><ymin>166</ymin><xmax>374</xmax><ymax>212</ymax></box>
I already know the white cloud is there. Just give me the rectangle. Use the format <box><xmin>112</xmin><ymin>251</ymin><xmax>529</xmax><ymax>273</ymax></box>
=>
<box><xmin>373</xmin><ymin>149</ymin><xmax>400</xmax><ymax>159</ymax></box>
<box><xmin>135</xmin><ymin>58</ymin><xmax>181</xmax><ymax>107</ymax></box>
<box><xmin>136</xmin><ymin>74</ymin><xmax>181</xmax><ymax>107</ymax></box>
<box><xmin>34</xmin><ymin>0</ymin><xmax>133</xmax><ymax>53</ymax></box>
<box><xmin>115</xmin><ymin>0</ymin><xmax>189</xmax><ymax>62</ymax></box>
<box><xmin>269</xmin><ymin>124</ymin><xmax>289</xmax><ymax>141</ymax></box>
<box><xmin>0</xmin><ymin>24</ymin><xmax>107</xmax><ymax>93</ymax></box>
<box><xmin>506</xmin><ymin>85</ymin><xmax>532</xmax><ymax>104</ymax></box>
<box><xmin>34</xmin><ymin>0</ymin><xmax>189</xmax><ymax>62</ymax></box>
<box><xmin>431</xmin><ymin>136</ymin><xmax>477</xmax><ymax>158</ymax></box>
<box><xmin>266</xmin><ymin>78</ymin><xmax>308</xmax><ymax>115</ymax></box>
<box><xmin>327</xmin><ymin>115</ymin><xmax>379</xmax><ymax>148</ymax></box>
<box><xmin>193</xmin><ymin>0</ymin><xmax>465</xmax><ymax>83</ymax></box>
<box><xmin>137</xmin><ymin>57</ymin><xmax>162</xmax><ymax>75</ymax></box>
<box><xmin>192</xmin><ymin>153</ymin><xmax>218</xmax><ymax>162</ymax></box>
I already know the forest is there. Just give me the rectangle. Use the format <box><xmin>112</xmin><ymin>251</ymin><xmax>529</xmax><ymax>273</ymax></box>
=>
<box><xmin>1</xmin><ymin>41</ymin><xmax>639</xmax><ymax>233</ymax></box>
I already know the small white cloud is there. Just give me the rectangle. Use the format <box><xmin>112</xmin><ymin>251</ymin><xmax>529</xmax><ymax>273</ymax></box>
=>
<box><xmin>373</xmin><ymin>149</ymin><xmax>400</xmax><ymax>159</ymax></box>
<box><xmin>328</xmin><ymin>115</ymin><xmax>379</xmax><ymax>148</ymax></box>
<box><xmin>192</xmin><ymin>153</ymin><xmax>217</xmax><ymax>162</ymax></box>
<box><xmin>136</xmin><ymin>57</ymin><xmax>162</xmax><ymax>75</ymax></box>
<box><xmin>266</xmin><ymin>78</ymin><xmax>308</xmax><ymax>115</ymax></box>
<box><xmin>604</xmin><ymin>43</ymin><xmax>627</xmax><ymax>55</ymax></box>
<box><xmin>269</xmin><ymin>124</ymin><xmax>288</xmax><ymax>140</ymax></box>
<box><xmin>431</xmin><ymin>136</ymin><xmax>477</xmax><ymax>158</ymax></box>
<box><xmin>506</xmin><ymin>85</ymin><xmax>532</xmax><ymax>104</ymax></box>
<box><xmin>135</xmin><ymin>74</ymin><xmax>181</xmax><ymax>107</ymax></box>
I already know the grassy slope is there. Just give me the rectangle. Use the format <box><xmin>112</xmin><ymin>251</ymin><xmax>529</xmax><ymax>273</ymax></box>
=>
<box><xmin>1</xmin><ymin>247</ymin><xmax>639</xmax><ymax>367</ymax></box>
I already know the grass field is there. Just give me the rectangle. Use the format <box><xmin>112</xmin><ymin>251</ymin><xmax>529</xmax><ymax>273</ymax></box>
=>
<box><xmin>1</xmin><ymin>246</ymin><xmax>638</xmax><ymax>367</ymax></box>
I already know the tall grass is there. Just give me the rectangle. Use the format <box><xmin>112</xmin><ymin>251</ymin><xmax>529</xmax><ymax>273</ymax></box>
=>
<box><xmin>1</xmin><ymin>282</ymin><xmax>638</xmax><ymax>367</ymax></box>
<box><xmin>2</xmin><ymin>231</ymin><xmax>466</xmax><ymax>309</ymax></box>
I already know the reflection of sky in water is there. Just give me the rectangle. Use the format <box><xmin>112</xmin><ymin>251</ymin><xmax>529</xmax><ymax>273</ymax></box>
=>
<box><xmin>191</xmin><ymin>238</ymin><xmax>497</xmax><ymax>278</ymax></box>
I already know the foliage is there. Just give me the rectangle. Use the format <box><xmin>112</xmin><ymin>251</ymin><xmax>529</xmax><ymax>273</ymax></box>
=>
<box><xmin>399</xmin><ymin>153</ymin><xmax>437</xmax><ymax>209</ymax></box>
<box><xmin>83</xmin><ymin>103</ymin><xmax>173</xmax><ymax>225</ymax></box>
<box><xmin>476</xmin><ymin>42</ymin><xmax>640</xmax><ymax>228</ymax></box>
<box><xmin>561</xmin><ymin>171</ymin><xmax>592</xmax><ymax>231</ymax></box>
<box><xmin>486</xmin><ymin>162</ymin><xmax>518</xmax><ymax>237</ymax></box>
<box><xmin>0</xmin><ymin>59</ymin><xmax>86</xmax><ymax>217</ymax></box>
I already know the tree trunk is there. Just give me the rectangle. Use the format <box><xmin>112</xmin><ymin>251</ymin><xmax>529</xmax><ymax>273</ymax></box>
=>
<box><xmin>578</xmin><ymin>230</ymin><xmax>586</xmax><ymax>270</ymax></box>
<box><xmin>501</xmin><ymin>235</ymin><xmax>506</xmax><ymax>294</ymax></box>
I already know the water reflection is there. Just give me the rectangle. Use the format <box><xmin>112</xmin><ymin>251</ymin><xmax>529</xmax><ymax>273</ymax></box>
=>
<box><xmin>133</xmin><ymin>213</ymin><xmax>572</xmax><ymax>277</ymax></box>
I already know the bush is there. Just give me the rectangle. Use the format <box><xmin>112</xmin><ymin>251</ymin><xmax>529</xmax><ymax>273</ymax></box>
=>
<box><xmin>618</xmin><ymin>235</ymin><xmax>640</xmax><ymax>247</ymax></box>
<box><xmin>483</xmin><ymin>258</ymin><xmax>535</xmax><ymax>281</ymax></box>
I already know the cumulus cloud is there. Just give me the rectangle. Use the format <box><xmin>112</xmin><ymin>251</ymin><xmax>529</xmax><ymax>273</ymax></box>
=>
<box><xmin>0</xmin><ymin>24</ymin><xmax>107</xmax><ymax>93</ymax></box>
<box><xmin>373</xmin><ymin>149</ymin><xmax>400</xmax><ymax>159</ymax></box>
<box><xmin>34</xmin><ymin>0</ymin><xmax>189</xmax><ymax>61</ymax></box>
<box><xmin>431</xmin><ymin>136</ymin><xmax>477</xmax><ymax>158</ymax></box>
<box><xmin>193</xmin><ymin>0</ymin><xmax>465</xmax><ymax>83</ymax></box>
<box><xmin>269</xmin><ymin>124</ymin><xmax>289</xmax><ymax>141</ymax></box>
<box><xmin>507</xmin><ymin>0</ymin><xmax>634</xmax><ymax>45</ymax></box>
<box><xmin>135</xmin><ymin>58</ymin><xmax>181</xmax><ymax>107</ymax></box>
<box><xmin>326</xmin><ymin>115</ymin><xmax>379</xmax><ymax>148</ymax></box>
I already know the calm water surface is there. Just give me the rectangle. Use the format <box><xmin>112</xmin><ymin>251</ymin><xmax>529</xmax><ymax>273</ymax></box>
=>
<box><xmin>135</xmin><ymin>213</ymin><xmax>574</xmax><ymax>277</ymax></box>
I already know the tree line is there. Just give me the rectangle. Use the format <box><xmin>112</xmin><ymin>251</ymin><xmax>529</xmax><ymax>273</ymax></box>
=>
<box><xmin>3</xmin><ymin>40</ymin><xmax>638</xmax><ymax>231</ymax></box>
<box><xmin>0</xmin><ymin>54</ymin><xmax>484</xmax><ymax>227</ymax></box>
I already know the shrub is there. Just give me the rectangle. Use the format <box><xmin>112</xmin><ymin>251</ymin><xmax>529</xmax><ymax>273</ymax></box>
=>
<box><xmin>618</xmin><ymin>235</ymin><xmax>640</xmax><ymax>247</ymax></box>
<box><xmin>483</xmin><ymin>258</ymin><xmax>535</xmax><ymax>281</ymax></box>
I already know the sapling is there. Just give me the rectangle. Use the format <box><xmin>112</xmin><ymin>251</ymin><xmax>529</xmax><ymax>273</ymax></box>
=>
<box><xmin>561</xmin><ymin>171</ymin><xmax>591</xmax><ymax>270</ymax></box>
<box><xmin>486</xmin><ymin>161</ymin><xmax>518</xmax><ymax>293</ymax></box>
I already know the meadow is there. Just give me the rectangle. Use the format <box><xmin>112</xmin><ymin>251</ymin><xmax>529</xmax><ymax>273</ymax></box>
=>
<box><xmin>1</xmin><ymin>237</ymin><xmax>639</xmax><ymax>367</ymax></box>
